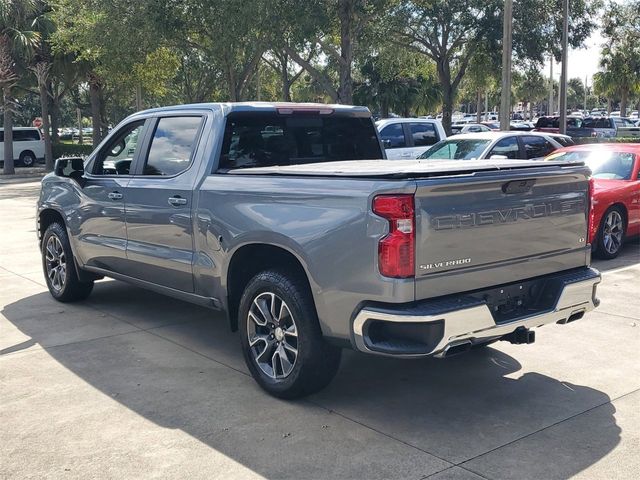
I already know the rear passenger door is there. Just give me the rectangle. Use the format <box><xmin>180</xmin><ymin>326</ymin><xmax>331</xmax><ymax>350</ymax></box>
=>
<box><xmin>487</xmin><ymin>136</ymin><xmax>521</xmax><ymax>159</ymax></box>
<box><xmin>123</xmin><ymin>115</ymin><xmax>205</xmax><ymax>292</ymax></box>
<box><xmin>519</xmin><ymin>136</ymin><xmax>556</xmax><ymax>160</ymax></box>
<box><xmin>406</xmin><ymin>122</ymin><xmax>439</xmax><ymax>158</ymax></box>
<box><xmin>379</xmin><ymin>123</ymin><xmax>410</xmax><ymax>159</ymax></box>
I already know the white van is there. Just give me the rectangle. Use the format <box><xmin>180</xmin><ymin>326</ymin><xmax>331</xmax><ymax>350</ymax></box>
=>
<box><xmin>375</xmin><ymin>118</ymin><xmax>447</xmax><ymax>159</ymax></box>
<box><xmin>0</xmin><ymin>127</ymin><xmax>45</xmax><ymax>167</ymax></box>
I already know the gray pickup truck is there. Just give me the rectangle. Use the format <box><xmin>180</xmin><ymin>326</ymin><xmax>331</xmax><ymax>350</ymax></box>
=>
<box><xmin>38</xmin><ymin>102</ymin><xmax>601</xmax><ymax>398</ymax></box>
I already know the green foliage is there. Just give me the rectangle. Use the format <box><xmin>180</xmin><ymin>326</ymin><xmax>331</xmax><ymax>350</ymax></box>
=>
<box><xmin>52</xmin><ymin>142</ymin><xmax>93</xmax><ymax>159</ymax></box>
<box><xmin>572</xmin><ymin>137</ymin><xmax>640</xmax><ymax>145</ymax></box>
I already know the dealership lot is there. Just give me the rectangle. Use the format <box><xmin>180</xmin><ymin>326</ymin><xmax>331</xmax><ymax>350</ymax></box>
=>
<box><xmin>1</xmin><ymin>180</ymin><xmax>639</xmax><ymax>480</ymax></box>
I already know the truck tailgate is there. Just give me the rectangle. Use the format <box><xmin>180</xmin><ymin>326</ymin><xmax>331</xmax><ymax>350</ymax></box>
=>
<box><xmin>414</xmin><ymin>164</ymin><xmax>591</xmax><ymax>299</ymax></box>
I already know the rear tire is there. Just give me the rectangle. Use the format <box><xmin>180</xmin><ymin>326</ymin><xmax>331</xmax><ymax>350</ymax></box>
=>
<box><xmin>239</xmin><ymin>269</ymin><xmax>341</xmax><ymax>399</ymax></box>
<box><xmin>19</xmin><ymin>151</ymin><xmax>36</xmax><ymax>167</ymax></box>
<box><xmin>42</xmin><ymin>222</ymin><xmax>94</xmax><ymax>302</ymax></box>
<box><xmin>595</xmin><ymin>206</ymin><xmax>626</xmax><ymax>259</ymax></box>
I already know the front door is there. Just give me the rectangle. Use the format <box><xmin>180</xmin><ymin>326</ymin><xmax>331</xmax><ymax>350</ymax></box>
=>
<box><xmin>74</xmin><ymin>120</ymin><xmax>147</xmax><ymax>272</ymax></box>
<box><xmin>123</xmin><ymin>115</ymin><xmax>205</xmax><ymax>292</ymax></box>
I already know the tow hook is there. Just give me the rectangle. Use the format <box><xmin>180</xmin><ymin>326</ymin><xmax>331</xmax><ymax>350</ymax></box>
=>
<box><xmin>503</xmin><ymin>326</ymin><xmax>535</xmax><ymax>345</ymax></box>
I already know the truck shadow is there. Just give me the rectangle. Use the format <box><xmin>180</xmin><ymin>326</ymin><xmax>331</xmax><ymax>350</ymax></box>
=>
<box><xmin>2</xmin><ymin>282</ymin><xmax>621</xmax><ymax>479</ymax></box>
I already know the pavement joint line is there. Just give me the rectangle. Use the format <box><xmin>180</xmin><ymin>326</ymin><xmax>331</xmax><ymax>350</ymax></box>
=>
<box><xmin>422</xmin><ymin>465</ymin><xmax>492</xmax><ymax>480</ymax></box>
<box><xmin>457</xmin><ymin>386</ymin><xmax>640</xmax><ymax>472</ymax></box>
<box><xmin>304</xmin><ymin>397</ymin><xmax>457</xmax><ymax>468</ymax></box>
<box><xmin>0</xmin><ymin>329</ymin><xmax>139</xmax><ymax>359</ymax></box>
<box><xmin>594</xmin><ymin>310</ymin><xmax>640</xmax><ymax>322</ymax></box>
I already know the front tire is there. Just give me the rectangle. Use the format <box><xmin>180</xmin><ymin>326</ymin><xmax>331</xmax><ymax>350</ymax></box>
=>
<box><xmin>19</xmin><ymin>151</ymin><xmax>36</xmax><ymax>167</ymax></box>
<box><xmin>42</xmin><ymin>222</ymin><xmax>94</xmax><ymax>302</ymax></box>
<box><xmin>595</xmin><ymin>207</ymin><xmax>626</xmax><ymax>259</ymax></box>
<box><xmin>239</xmin><ymin>269</ymin><xmax>341</xmax><ymax>399</ymax></box>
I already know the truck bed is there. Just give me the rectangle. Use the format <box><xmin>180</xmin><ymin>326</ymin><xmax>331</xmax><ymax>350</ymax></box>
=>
<box><xmin>227</xmin><ymin>158</ymin><xmax>584</xmax><ymax>178</ymax></box>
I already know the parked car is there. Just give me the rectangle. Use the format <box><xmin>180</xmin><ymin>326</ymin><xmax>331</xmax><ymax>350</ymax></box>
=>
<box><xmin>450</xmin><ymin>123</ymin><xmax>492</xmax><ymax>134</ymax></box>
<box><xmin>376</xmin><ymin>118</ymin><xmax>446</xmax><ymax>159</ymax></box>
<box><xmin>37</xmin><ymin>102</ymin><xmax>600</xmax><ymax>398</ymax></box>
<box><xmin>533</xmin><ymin>115</ymin><xmax>586</xmax><ymax>135</ymax></box>
<box><xmin>545</xmin><ymin>144</ymin><xmax>640</xmax><ymax>258</ymax></box>
<box><xmin>629</xmin><ymin>110</ymin><xmax>639</xmax><ymax>120</ymax></box>
<box><xmin>0</xmin><ymin>127</ymin><xmax>44</xmax><ymax>167</ymax></box>
<box><xmin>583</xmin><ymin>117</ymin><xmax>640</xmax><ymax>138</ymax></box>
<box><xmin>417</xmin><ymin>131</ymin><xmax>571</xmax><ymax>161</ymax></box>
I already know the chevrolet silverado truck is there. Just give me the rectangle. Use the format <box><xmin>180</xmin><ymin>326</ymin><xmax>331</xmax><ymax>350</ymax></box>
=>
<box><xmin>37</xmin><ymin>102</ymin><xmax>601</xmax><ymax>398</ymax></box>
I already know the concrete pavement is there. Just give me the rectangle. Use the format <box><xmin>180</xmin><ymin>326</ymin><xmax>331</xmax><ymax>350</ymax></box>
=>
<box><xmin>1</xmin><ymin>180</ymin><xmax>639</xmax><ymax>479</ymax></box>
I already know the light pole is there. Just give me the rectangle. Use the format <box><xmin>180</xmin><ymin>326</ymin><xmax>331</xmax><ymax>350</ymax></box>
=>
<box><xmin>500</xmin><ymin>0</ymin><xmax>513</xmax><ymax>130</ymax></box>
<box><xmin>559</xmin><ymin>0</ymin><xmax>569</xmax><ymax>134</ymax></box>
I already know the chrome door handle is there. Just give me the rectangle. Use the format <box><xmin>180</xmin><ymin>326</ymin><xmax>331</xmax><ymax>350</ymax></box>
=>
<box><xmin>107</xmin><ymin>192</ymin><xmax>123</xmax><ymax>200</ymax></box>
<box><xmin>168</xmin><ymin>196</ymin><xmax>187</xmax><ymax>206</ymax></box>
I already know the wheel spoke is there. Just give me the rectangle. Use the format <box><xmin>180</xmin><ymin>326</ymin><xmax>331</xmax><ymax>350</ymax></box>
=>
<box><xmin>248</xmin><ymin>310</ymin><xmax>266</xmax><ymax>327</ymax></box>
<box><xmin>284</xmin><ymin>323</ymin><xmax>297</xmax><ymax>337</ymax></box>
<box><xmin>282</xmin><ymin>340</ymin><xmax>297</xmax><ymax>356</ymax></box>
<box><xmin>277</xmin><ymin>345</ymin><xmax>293</xmax><ymax>375</ymax></box>
<box><xmin>254</xmin><ymin>297</ymin><xmax>273</xmax><ymax>324</ymax></box>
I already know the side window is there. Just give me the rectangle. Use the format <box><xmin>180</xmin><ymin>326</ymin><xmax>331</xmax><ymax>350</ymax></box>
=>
<box><xmin>488</xmin><ymin>136</ymin><xmax>520</xmax><ymax>159</ymax></box>
<box><xmin>379</xmin><ymin>124</ymin><xmax>406</xmax><ymax>148</ymax></box>
<box><xmin>521</xmin><ymin>136</ymin><xmax>555</xmax><ymax>159</ymax></box>
<box><xmin>14</xmin><ymin>130</ymin><xmax>41</xmax><ymax>141</ymax></box>
<box><xmin>92</xmin><ymin>121</ymin><xmax>145</xmax><ymax>175</ymax></box>
<box><xmin>409</xmin><ymin>123</ymin><xmax>438</xmax><ymax>147</ymax></box>
<box><xmin>142</xmin><ymin>116</ymin><xmax>203</xmax><ymax>176</ymax></box>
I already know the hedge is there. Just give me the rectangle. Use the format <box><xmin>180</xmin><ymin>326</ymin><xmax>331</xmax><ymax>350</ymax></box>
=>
<box><xmin>52</xmin><ymin>143</ymin><xmax>94</xmax><ymax>159</ymax></box>
<box><xmin>572</xmin><ymin>137</ymin><xmax>640</xmax><ymax>145</ymax></box>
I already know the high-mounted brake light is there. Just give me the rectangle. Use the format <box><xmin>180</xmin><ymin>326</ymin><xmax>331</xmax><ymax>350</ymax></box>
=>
<box><xmin>277</xmin><ymin>107</ymin><xmax>334</xmax><ymax>115</ymax></box>
<box><xmin>373</xmin><ymin>194</ymin><xmax>415</xmax><ymax>278</ymax></box>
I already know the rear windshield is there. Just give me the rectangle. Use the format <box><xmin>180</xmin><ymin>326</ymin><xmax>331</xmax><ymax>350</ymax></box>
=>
<box><xmin>217</xmin><ymin>112</ymin><xmax>382</xmax><ymax>170</ymax></box>
<box><xmin>418</xmin><ymin>139</ymin><xmax>491</xmax><ymax>160</ymax></box>
<box><xmin>583</xmin><ymin>118</ymin><xmax>612</xmax><ymax>129</ymax></box>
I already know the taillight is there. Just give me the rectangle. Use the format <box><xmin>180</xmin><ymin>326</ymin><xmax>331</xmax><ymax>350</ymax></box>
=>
<box><xmin>587</xmin><ymin>177</ymin><xmax>596</xmax><ymax>243</ymax></box>
<box><xmin>372</xmin><ymin>194</ymin><xmax>415</xmax><ymax>278</ymax></box>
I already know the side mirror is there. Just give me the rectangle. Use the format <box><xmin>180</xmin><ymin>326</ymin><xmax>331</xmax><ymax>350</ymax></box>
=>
<box><xmin>382</xmin><ymin>139</ymin><xmax>392</xmax><ymax>148</ymax></box>
<box><xmin>54</xmin><ymin>157</ymin><xmax>85</xmax><ymax>184</ymax></box>
<box><xmin>490</xmin><ymin>154</ymin><xmax>508</xmax><ymax>160</ymax></box>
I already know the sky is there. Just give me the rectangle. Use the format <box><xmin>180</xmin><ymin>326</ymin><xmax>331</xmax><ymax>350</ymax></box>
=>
<box><xmin>543</xmin><ymin>28</ymin><xmax>605</xmax><ymax>87</ymax></box>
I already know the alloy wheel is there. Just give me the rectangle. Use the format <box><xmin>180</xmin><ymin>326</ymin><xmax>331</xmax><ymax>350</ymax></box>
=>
<box><xmin>602</xmin><ymin>210</ymin><xmax>623</xmax><ymax>255</ymax></box>
<box><xmin>45</xmin><ymin>235</ymin><xmax>67</xmax><ymax>292</ymax></box>
<box><xmin>247</xmin><ymin>292</ymin><xmax>298</xmax><ymax>379</ymax></box>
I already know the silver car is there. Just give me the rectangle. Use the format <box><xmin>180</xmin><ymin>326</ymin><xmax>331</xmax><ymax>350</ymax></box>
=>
<box><xmin>418</xmin><ymin>131</ymin><xmax>573</xmax><ymax>161</ymax></box>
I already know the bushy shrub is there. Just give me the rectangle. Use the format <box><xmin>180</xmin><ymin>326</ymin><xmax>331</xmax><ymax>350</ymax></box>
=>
<box><xmin>52</xmin><ymin>143</ymin><xmax>94</xmax><ymax>159</ymax></box>
<box><xmin>572</xmin><ymin>137</ymin><xmax>640</xmax><ymax>145</ymax></box>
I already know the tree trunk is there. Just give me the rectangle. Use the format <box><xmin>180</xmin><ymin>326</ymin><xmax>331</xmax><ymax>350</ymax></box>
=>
<box><xmin>607</xmin><ymin>98</ymin><xmax>612</xmax><ymax>115</ymax></box>
<box><xmin>89</xmin><ymin>74</ymin><xmax>102</xmax><ymax>146</ymax></box>
<box><xmin>441</xmin><ymin>87</ymin><xmax>454</xmax><ymax>135</ymax></box>
<box><xmin>381</xmin><ymin>98</ymin><xmax>390</xmax><ymax>118</ymax></box>
<box><xmin>2</xmin><ymin>86</ymin><xmax>14</xmax><ymax>174</ymax></box>
<box><xmin>337</xmin><ymin>0</ymin><xmax>354</xmax><ymax>104</ymax></box>
<box><xmin>529</xmin><ymin>101</ymin><xmax>534</xmax><ymax>122</ymax></box>
<box><xmin>77</xmin><ymin>108</ymin><xmax>83</xmax><ymax>145</ymax></box>
<box><xmin>38</xmin><ymin>81</ymin><xmax>54</xmax><ymax>171</ymax></box>
<box><xmin>50</xmin><ymin>97</ymin><xmax>60</xmax><ymax>145</ymax></box>
<box><xmin>135</xmin><ymin>84</ymin><xmax>143</xmax><ymax>111</ymax></box>
<box><xmin>476</xmin><ymin>89</ymin><xmax>482</xmax><ymax>123</ymax></box>
<box><xmin>281</xmin><ymin>63</ymin><xmax>291</xmax><ymax>102</ymax></box>
<box><xmin>620</xmin><ymin>90</ymin><xmax>627</xmax><ymax>118</ymax></box>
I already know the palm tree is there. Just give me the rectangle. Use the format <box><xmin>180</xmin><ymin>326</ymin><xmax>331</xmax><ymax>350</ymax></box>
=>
<box><xmin>593</xmin><ymin>70</ymin><xmax>618</xmax><ymax>114</ymax></box>
<box><xmin>0</xmin><ymin>0</ymin><xmax>39</xmax><ymax>174</ymax></box>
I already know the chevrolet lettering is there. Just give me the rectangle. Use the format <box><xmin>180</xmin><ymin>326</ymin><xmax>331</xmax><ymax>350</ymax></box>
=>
<box><xmin>432</xmin><ymin>199</ymin><xmax>585</xmax><ymax>230</ymax></box>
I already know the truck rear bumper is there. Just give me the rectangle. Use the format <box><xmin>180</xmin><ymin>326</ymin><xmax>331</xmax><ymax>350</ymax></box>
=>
<box><xmin>352</xmin><ymin>267</ymin><xmax>601</xmax><ymax>358</ymax></box>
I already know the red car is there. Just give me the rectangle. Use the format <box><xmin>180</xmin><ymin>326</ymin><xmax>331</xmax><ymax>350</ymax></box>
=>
<box><xmin>545</xmin><ymin>143</ymin><xmax>640</xmax><ymax>259</ymax></box>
